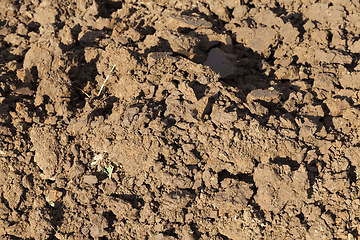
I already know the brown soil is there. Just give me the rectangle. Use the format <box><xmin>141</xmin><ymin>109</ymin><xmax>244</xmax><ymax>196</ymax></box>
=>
<box><xmin>1</xmin><ymin>0</ymin><xmax>360</xmax><ymax>239</ymax></box>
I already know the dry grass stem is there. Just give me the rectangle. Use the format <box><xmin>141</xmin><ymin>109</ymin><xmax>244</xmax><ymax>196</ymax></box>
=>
<box><xmin>74</xmin><ymin>85</ymin><xmax>91</xmax><ymax>98</ymax></box>
<box><xmin>98</xmin><ymin>64</ymin><xmax>116</xmax><ymax>96</ymax></box>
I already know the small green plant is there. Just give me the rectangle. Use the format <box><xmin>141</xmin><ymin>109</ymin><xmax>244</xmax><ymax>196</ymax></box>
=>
<box><xmin>47</xmin><ymin>200</ymin><xmax>55</xmax><ymax>207</ymax></box>
<box><xmin>100</xmin><ymin>165</ymin><xmax>114</xmax><ymax>179</ymax></box>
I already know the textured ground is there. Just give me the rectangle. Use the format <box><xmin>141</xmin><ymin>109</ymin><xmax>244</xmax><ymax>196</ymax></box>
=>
<box><xmin>1</xmin><ymin>0</ymin><xmax>360</xmax><ymax>239</ymax></box>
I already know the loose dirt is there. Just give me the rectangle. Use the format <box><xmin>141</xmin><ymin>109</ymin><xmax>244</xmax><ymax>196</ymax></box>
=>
<box><xmin>1</xmin><ymin>0</ymin><xmax>360</xmax><ymax>239</ymax></box>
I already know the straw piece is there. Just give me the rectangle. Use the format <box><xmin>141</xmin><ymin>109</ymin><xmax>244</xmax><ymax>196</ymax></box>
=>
<box><xmin>98</xmin><ymin>64</ymin><xmax>116</xmax><ymax>96</ymax></box>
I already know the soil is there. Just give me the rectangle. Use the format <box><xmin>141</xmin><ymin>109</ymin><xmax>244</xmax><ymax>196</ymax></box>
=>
<box><xmin>1</xmin><ymin>0</ymin><xmax>360</xmax><ymax>239</ymax></box>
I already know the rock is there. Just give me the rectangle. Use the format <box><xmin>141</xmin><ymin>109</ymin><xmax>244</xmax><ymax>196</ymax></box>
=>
<box><xmin>203</xmin><ymin>48</ymin><xmax>236</xmax><ymax>78</ymax></box>
<box><xmin>28</xmin><ymin>208</ymin><xmax>52</xmax><ymax>239</ymax></box>
<box><xmin>164</xmin><ymin>13</ymin><xmax>212</xmax><ymax>30</ymax></box>
<box><xmin>275</xmin><ymin>65</ymin><xmax>300</xmax><ymax>80</ymax></box>
<box><xmin>13</xmin><ymin>87</ymin><xmax>34</xmax><ymax>96</ymax></box>
<box><xmin>112</xmin><ymin>75</ymin><xmax>141</xmax><ymax>100</ymax></box>
<box><xmin>322</xmin><ymin>172</ymin><xmax>349</xmax><ymax>193</ymax></box>
<box><xmin>330</xmin><ymin>30</ymin><xmax>346</xmax><ymax>49</ymax></box>
<box><xmin>0</xmin><ymin>219</ymin><xmax>8</xmax><ymax>236</ymax></box>
<box><xmin>147</xmin><ymin>52</ymin><xmax>177</xmax><ymax>72</ymax></box>
<box><xmin>313</xmin><ymin>72</ymin><xmax>336</xmax><ymax>91</ymax></box>
<box><xmin>246</xmin><ymin>88</ymin><xmax>280</xmax><ymax>103</ymax></box>
<box><xmin>76</xmin><ymin>0</ymin><xmax>94</xmax><ymax>12</ymax></box>
<box><xmin>254</xmin><ymin>164</ymin><xmax>293</xmax><ymax>214</ymax></box>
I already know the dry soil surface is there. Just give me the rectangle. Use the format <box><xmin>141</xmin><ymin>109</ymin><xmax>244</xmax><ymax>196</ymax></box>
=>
<box><xmin>1</xmin><ymin>0</ymin><xmax>360</xmax><ymax>239</ymax></box>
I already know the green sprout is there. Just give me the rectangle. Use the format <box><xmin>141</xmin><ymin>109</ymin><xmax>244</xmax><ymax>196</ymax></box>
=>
<box><xmin>47</xmin><ymin>200</ymin><xmax>55</xmax><ymax>207</ymax></box>
<box><xmin>100</xmin><ymin>165</ymin><xmax>114</xmax><ymax>179</ymax></box>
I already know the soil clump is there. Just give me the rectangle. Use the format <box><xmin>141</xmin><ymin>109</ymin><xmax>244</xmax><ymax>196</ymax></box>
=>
<box><xmin>1</xmin><ymin>0</ymin><xmax>360</xmax><ymax>239</ymax></box>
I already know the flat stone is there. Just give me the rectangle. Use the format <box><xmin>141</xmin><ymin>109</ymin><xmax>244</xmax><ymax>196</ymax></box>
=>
<box><xmin>167</xmin><ymin>14</ymin><xmax>212</xmax><ymax>29</ymax></box>
<box><xmin>203</xmin><ymin>48</ymin><xmax>236</xmax><ymax>78</ymax></box>
<box><xmin>246</xmin><ymin>89</ymin><xmax>280</xmax><ymax>103</ymax></box>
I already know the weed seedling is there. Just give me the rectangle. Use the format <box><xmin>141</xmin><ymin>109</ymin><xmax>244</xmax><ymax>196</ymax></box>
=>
<box><xmin>100</xmin><ymin>165</ymin><xmax>114</xmax><ymax>179</ymax></box>
<box><xmin>47</xmin><ymin>200</ymin><xmax>55</xmax><ymax>207</ymax></box>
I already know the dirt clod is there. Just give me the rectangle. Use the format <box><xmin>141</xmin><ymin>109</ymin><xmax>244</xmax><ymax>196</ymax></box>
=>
<box><xmin>1</xmin><ymin>0</ymin><xmax>360</xmax><ymax>239</ymax></box>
